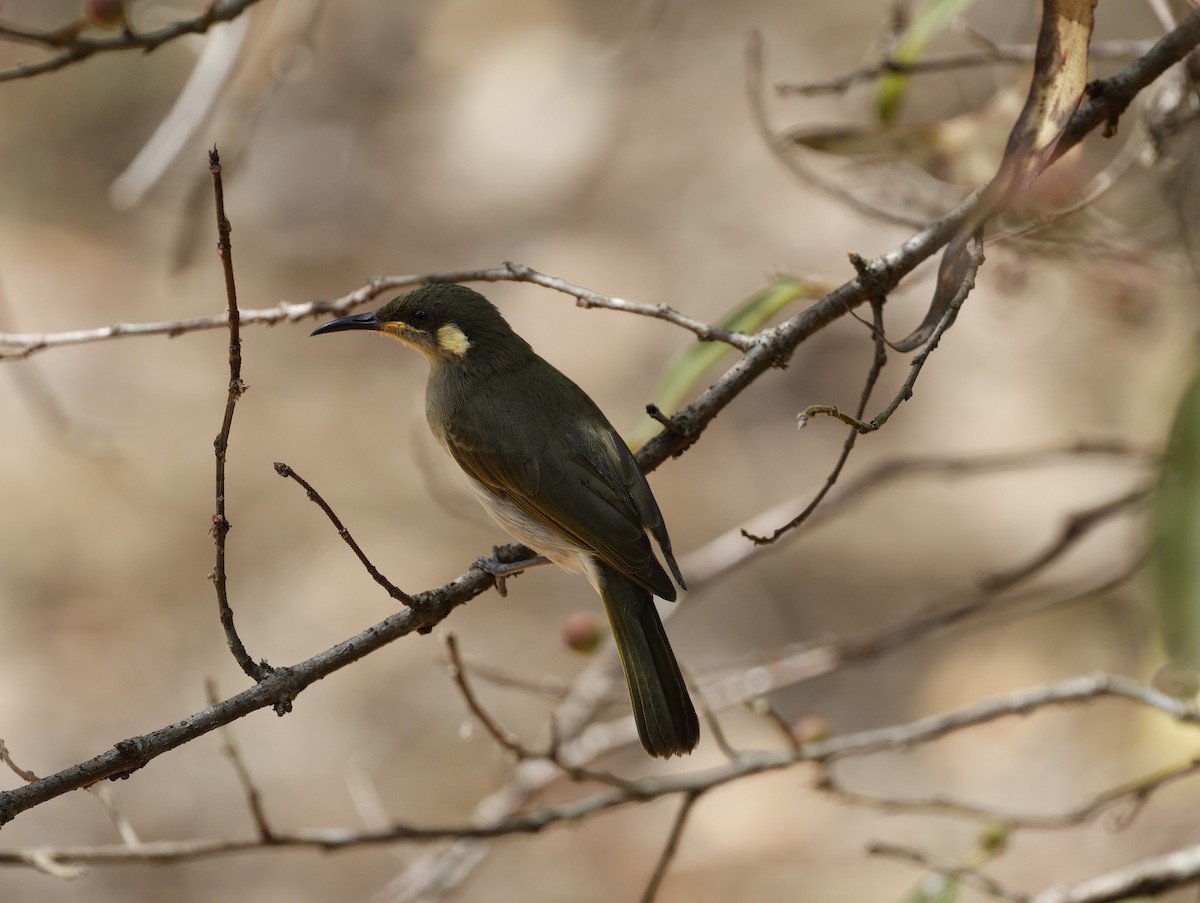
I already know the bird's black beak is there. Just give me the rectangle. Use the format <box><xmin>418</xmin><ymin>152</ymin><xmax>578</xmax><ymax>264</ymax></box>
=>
<box><xmin>310</xmin><ymin>311</ymin><xmax>382</xmax><ymax>337</ymax></box>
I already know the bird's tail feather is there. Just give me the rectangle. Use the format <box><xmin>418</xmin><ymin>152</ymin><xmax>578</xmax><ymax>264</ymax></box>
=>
<box><xmin>596</xmin><ymin>562</ymin><xmax>699</xmax><ymax>758</ymax></box>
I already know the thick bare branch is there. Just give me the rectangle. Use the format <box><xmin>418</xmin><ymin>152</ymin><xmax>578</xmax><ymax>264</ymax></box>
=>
<box><xmin>0</xmin><ymin>577</ymin><xmax>483</xmax><ymax>826</ymax></box>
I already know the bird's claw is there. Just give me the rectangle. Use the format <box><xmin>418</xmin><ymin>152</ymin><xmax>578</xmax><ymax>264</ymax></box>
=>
<box><xmin>473</xmin><ymin>554</ymin><xmax>510</xmax><ymax>596</ymax></box>
<box><xmin>472</xmin><ymin>550</ymin><xmax>550</xmax><ymax>597</ymax></box>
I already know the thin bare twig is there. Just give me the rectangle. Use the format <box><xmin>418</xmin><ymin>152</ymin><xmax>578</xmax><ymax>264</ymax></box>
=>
<box><xmin>273</xmin><ymin>462</ymin><xmax>414</xmax><ymax>606</ymax></box>
<box><xmin>88</xmin><ymin>784</ymin><xmax>140</xmax><ymax>848</ymax></box>
<box><xmin>640</xmin><ymin>791</ymin><xmax>703</xmax><ymax>903</ymax></box>
<box><xmin>747</xmin><ymin>31</ymin><xmax>929</xmax><ymax>229</ymax></box>
<box><xmin>796</xmin><ymin>235</ymin><xmax>984</xmax><ymax>436</ymax></box>
<box><xmin>868</xmin><ymin>842</ymin><xmax>1026</xmax><ymax>903</ymax></box>
<box><xmin>0</xmin><ymin>740</ymin><xmax>37</xmax><ymax>782</ymax></box>
<box><xmin>459</xmin><ymin>660</ymin><xmax>569</xmax><ymax>700</ymax></box>
<box><xmin>756</xmin><ymin>700</ymin><xmax>805</xmax><ymax>755</ymax></box>
<box><xmin>0</xmin><ymin>0</ymin><xmax>265</xmax><ymax>85</ymax></box>
<box><xmin>742</xmin><ymin>297</ymin><xmax>888</xmax><ymax>545</ymax></box>
<box><xmin>823</xmin><ymin>755</ymin><xmax>1200</xmax><ymax>830</ymax></box>
<box><xmin>445</xmin><ymin>636</ymin><xmax>640</xmax><ymax>793</ymax></box>
<box><xmin>980</xmin><ymin>486</ymin><xmax>1150</xmax><ymax>594</ymax></box>
<box><xmin>206</xmin><ymin>679</ymin><xmax>274</xmax><ymax>841</ymax></box>
<box><xmin>501</xmin><ymin>262</ymin><xmax>754</xmax><ymax>349</ymax></box>
<box><xmin>815</xmin><ymin>674</ymin><xmax>1200</xmax><ymax>762</ymax></box>
<box><xmin>692</xmin><ymin>672</ymin><xmax>743</xmax><ymax>764</ymax></box>
<box><xmin>839</xmin><ymin>491</ymin><xmax>1148</xmax><ymax>662</ymax></box>
<box><xmin>445</xmin><ymin>634</ymin><xmax>529</xmax><ymax>759</ymax></box>
<box><xmin>774</xmin><ymin>39</ymin><xmax>1154</xmax><ymax>96</ymax></box>
<box><xmin>692</xmin><ymin>555</ymin><xmax>1143</xmax><ymax>725</ymax></box>
<box><xmin>0</xmin><ymin>262</ymin><xmax>749</xmax><ymax>361</ymax></box>
<box><xmin>207</xmin><ymin>147</ymin><xmax>267</xmax><ymax>683</ymax></box>
<box><xmin>689</xmin><ymin>438</ymin><xmax>1152</xmax><ymax>587</ymax></box>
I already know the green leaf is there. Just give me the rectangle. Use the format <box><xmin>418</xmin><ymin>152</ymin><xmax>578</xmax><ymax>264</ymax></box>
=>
<box><xmin>877</xmin><ymin>0</ymin><xmax>979</xmax><ymax>125</ymax></box>
<box><xmin>1153</xmin><ymin>362</ymin><xmax>1200</xmax><ymax>679</ymax></box>
<box><xmin>627</xmin><ymin>279</ymin><xmax>821</xmax><ymax>450</ymax></box>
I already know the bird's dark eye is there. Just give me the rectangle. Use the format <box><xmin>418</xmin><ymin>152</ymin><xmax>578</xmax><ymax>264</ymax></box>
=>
<box><xmin>411</xmin><ymin>309</ymin><xmax>427</xmax><ymax>325</ymax></box>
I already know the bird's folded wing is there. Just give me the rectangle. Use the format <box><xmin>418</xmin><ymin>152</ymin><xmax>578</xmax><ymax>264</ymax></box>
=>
<box><xmin>441</xmin><ymin>414</ymin><xmax>675</xmax><ymax>599</ymax></box>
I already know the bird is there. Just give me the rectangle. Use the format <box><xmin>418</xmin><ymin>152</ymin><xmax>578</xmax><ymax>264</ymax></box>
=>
<box><xmin>311</xmin><ymin>284</ymin><xmax>700</xmax><ymax>758</ymax></box>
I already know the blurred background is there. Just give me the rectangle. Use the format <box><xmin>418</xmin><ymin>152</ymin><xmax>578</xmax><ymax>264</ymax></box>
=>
<box><xmin>1</xmin><ymin>1</ymin><xmax>1198</xmax><ymax>901</ymax></box>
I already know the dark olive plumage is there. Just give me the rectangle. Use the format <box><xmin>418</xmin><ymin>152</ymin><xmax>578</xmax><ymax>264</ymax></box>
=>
<box><xmin>312</xmin><ymin>284</ymin><xmax>699</xmax><ymax>758</ymax></box>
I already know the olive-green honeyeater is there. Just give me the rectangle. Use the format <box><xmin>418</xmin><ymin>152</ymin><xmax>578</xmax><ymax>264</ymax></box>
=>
<box><xmin>312</xmin><ymin>284</ymin><xmax>700</xmax><ymax>758</ymax></box>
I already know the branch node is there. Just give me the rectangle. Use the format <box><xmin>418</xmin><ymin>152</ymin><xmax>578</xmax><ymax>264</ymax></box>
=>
<box><xmin>645</xmin><ymin>403</ymin><xmax>686</xmax><ymax>436</ymax></box>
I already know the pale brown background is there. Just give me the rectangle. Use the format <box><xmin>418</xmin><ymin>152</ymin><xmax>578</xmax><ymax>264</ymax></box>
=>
<box><xmin>1</xmin><ymin>1</ymin><xmax>1196</xmax><ymax>902</ymax></box>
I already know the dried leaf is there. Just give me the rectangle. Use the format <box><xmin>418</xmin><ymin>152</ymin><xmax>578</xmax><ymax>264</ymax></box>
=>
<box><xmin>995</xmin><ymin>0</ymin><xmax>1097</xmax><ymax>194</ymax></box>
<box><xmin>893</xmin><ymin>0</ymin><xmax>1097</xmax><ymax>352</ymax></box>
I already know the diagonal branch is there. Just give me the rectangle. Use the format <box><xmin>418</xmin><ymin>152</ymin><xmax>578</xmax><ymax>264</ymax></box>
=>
<box><xmin>1031</xmin><ymin>842</ymin><xmax>1200</xmax><ymax>903</ymax></box>
<box><xmin>742</xmin><ymin>297</ymin><xmax>889</xmax><ymax>545</ymax></box>
<box><xmin>274</xmin><ymin>462</ymin><xmax>413</xmax><ymax>606</ymax></box>
<box><xmin>640</xmin><ymin>791</ymin><xmax>703</xmax><ymax>903</ymax></box>
<box><xmin>0</xmin><ymin>575</ymin><xmax>485</xmax><ymax>827</ymax></box>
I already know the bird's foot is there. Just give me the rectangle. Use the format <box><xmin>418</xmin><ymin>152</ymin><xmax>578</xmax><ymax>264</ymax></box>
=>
<box><xmin>472</xmin><ymin>550</ymin><xmax>550</xmax><ymax>597</ymax></box>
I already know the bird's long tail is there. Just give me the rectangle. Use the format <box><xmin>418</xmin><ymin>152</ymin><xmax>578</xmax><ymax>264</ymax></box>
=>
<box><xmin>596</xmin><ymin>562</ymin><xmax>699</xmax><ymax>757</ymax></box>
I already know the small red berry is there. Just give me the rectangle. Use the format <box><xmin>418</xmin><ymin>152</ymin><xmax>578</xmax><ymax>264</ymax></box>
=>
<box><xmin>561</xmin><ymin>612</ymin><xmax>602</xmax><ymax>654</ymax></box>
<box><xmin>85</xmin><ymin>0</ymin><xmax>126</xmax><ymax>29</ymax></box>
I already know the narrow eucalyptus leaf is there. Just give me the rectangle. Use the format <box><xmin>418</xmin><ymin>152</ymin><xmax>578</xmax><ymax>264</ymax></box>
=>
<box><xmin>1153</xmin><ymin>364</ymin><xmax>1200</xmax><ymax>679</ymax></box>
<box><xmin>627</xmin><ymin>279</ymin><xmax>820</xmax><ymax>450</ymax></box>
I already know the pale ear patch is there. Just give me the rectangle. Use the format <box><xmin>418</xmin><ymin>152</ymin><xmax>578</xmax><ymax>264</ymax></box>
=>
<box><xmin>436</xmin><ymin>323</ymin><xmax>471</xmax><ymax>357</ymax></box>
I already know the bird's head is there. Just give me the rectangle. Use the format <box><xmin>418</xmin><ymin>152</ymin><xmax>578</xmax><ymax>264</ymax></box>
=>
<box><xmin>311</xmin><ymin>284</ymin><xmax>525</xmax><ymax>368</ymax></box>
